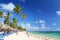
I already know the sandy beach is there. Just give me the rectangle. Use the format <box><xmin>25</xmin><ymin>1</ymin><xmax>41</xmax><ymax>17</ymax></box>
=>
<box><xmin>4</xmin><ymin>31</ymin><xmax>55</xmax><ymax>40</ymax></box>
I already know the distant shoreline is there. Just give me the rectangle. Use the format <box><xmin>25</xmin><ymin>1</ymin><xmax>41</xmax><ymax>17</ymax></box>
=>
<box><xmin>29</xmin><ymin>31</ymin><xmax>60</xmax><ymax>40</ymax></box>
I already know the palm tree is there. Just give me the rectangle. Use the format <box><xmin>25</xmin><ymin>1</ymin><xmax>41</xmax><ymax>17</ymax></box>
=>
<box><xmin>21</xmin><ymin>14</ymin><xmax>29</xmax><ymax>36</ymax></box>
<box><xmin>4</xmin><ymin>12</ymin><xmax>10</xmax><ymax>25</ymax></box>
<box><xmin>0</xmin><ymin>12</ymin><xmax>3</xmax><ymax>17</ymax></box>
<box><xmin>21</xmin><ymin>14</ymin><xmax>26</xmax><ymax>19</ymax></box>
<box><xmin>10</xmin><ymin>22</ymin><xmax>15</xmax><ymax>28</ymax></box>
<box><xmin>13</xmin><ymin>18</ymin><xmax>18</xmax><ymax>34</ymax></box>
<box><xmin>13</xmin><ymin>5</ymin><xmax>22</xmax><ymax>34</ymax></box>
<box><xmin>6</xmin><ymin>12</ymin><xmax>10</xmax><ymax>25</ymax></box>
<box><xmin>0</xmin><ymin>11</ymin><xmax>3</xmax><ymax>31</ymax></box>
<box><xmin>13</xmin><ymin>5</ymin><xmax>22</xmax><ymax>14</ymax></box>
<box><xmin>3</xmin><ymin>12</ymin><xmax>10</xmax><ymax>34</ymax></box>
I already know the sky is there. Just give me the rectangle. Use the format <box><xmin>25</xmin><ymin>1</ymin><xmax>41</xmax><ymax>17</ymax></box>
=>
<box><xmin>0</xmin><ymin>0</ymin><xmax>60</xmax><ymax>31</ymax></box>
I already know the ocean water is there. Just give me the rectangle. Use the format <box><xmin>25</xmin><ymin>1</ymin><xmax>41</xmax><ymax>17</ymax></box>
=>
<box><xmin>30</xmin><ymin>31</ymin><xmax>60</xmax><ymax>40</ymax></box>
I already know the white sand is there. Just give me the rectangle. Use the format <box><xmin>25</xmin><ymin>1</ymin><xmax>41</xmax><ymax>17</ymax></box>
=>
<box><xmin>4</xmin><ymin>31</ymin><xmax>55</xmax><ymax>40</ymax></box>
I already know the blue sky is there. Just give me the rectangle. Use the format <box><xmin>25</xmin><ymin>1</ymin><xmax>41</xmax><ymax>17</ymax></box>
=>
<box><xmin>0</xmin><ymin>0</ymin><xmax>60</xmax><ymax>31</ymax></box>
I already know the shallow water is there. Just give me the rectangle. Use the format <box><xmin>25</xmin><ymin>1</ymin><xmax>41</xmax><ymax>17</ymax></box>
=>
<box><xmin>29</xmin><ymin>31</ymin><xmax>60</xmax><ymax>40</ymax></box>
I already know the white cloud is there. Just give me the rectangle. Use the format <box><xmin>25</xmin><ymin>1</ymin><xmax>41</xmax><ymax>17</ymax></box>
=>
<box><xmin>21</xmin><ymin>20</ymin><xmax>50</xmax><ymax>31</ymax></box>
<box><xmin>40</xmin><ymin>23</ymin><xmax>45</xmax><ymax>29</ymax></box>
<box><xmin>39</xmin><ymin>20</ymin><xmax>45</xmax><ymax>23</ymax></box>
<box><xmin>0</xmin><ymin>2</ymin><xmax>15</xmax><ymax>11</ymax></box>
<box><xmin>21</xmin><ymin>23</ymin><xmax>40</xmax><ymax>31</ymax></box>
<box><xmin>39</xmin><ymin>20</ymin><xmax>50</xmax><ymax>31</ymax></box>
<box><xmin>40</xmin><ymin>23</ymin><xmax>50</xmax><ymax>31</ymax></box>
<box><xmin>30</xmin><ymin>26</ymin><xmax>39</xmax><ymax>31</ymax></box>
<box><xmin>21</xmin><ymin>23</ymin><xmax>25</xmax><ymax>29</ymax></box>
<box><xmin>40</xmin><ymin>26</ymin><xmax>50</xmax><ymax>30</ymax></box>
<box><xmin>56</xmin><ymin>28</ymin><xmax>60</xmax><ymax>31</ymax></box>
<box><xmin>52</xmin><ymin>23</ymin><xmax>56</xmax><ymax>25</ymax></box>
<box><xmin>0</xmin><ymin>17</ymin><xmax>4</xmax><ymax>24</ymax></box>
<box><xmin>36</xmin><ymin>21</ymin><xmax>38</xmax><ymax>23</ymax></box>
<box><xmin>56</xmin><ymin>11</ymin><xmax>60</xmax><ymax>16</ymax></box>
<box><xmin>3</xmin><ymin>12</ymin><xmax>13</xmax><ymax>18</ymax></box>
<box><xmin>21</xmin><ymin>23</ymin><xmax>31</xmax><ymax>29</ymax></box>
<box><xmin>40</xmin><ymin>23</ymin><xmax>50</xmax><ymax>30</ymax></box>
<box><xmin>39</xmin><ymin>20</ymin><xmax>47</xmax><ymax>29</ymax></box>
<box><xmin>3</xmin><ymin>12</ymin><xmax>7</xmax><ymax>16</ymax></box>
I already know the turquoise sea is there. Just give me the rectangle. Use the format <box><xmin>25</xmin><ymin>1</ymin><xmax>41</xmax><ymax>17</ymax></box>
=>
<box><xmin>30</xmin><ymin>31</ymin><xmax>60</xmax><ymax>40</ymax></box>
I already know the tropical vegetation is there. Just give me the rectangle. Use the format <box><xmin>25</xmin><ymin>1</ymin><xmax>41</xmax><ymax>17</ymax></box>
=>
<box><xmin>0</xmin><ymin>4</ymin><xmax>27</xmax><ymax>34</ymax></box>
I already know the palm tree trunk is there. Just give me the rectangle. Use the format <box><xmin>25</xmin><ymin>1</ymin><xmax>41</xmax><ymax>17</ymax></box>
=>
<box><xmin>23</xmin><ymin>19</ymin><xmax>29</xmax><ymax>37</ymax></box>
<box><xmin>15</xmin><ymin>13</ymin><xmax>18</xmax><ymax>35</ymax></box>
<box><xmin>15</xmin><ymin>23</ymin><xmax>18</xmax><ymax>35</ymax></box>
<box><xmin>16</xmin><ymin>27</ymin><xmax>18</xmax><ymax>34</ymax></box>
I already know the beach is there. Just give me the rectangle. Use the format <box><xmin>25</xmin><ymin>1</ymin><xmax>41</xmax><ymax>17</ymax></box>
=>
<box><xmin>4</xmin><ymin>31</ymin><xmax>56</xmax><ymax>40</ymax></box>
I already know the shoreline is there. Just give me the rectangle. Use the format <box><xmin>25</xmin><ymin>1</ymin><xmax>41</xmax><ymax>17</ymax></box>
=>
<box><xmin>4</xmin><ymin>31</ymin><xmax>58</xmax><ymax>40</ymax></box>
<box><xmin>29</xmin><ymin>32</ymin><xmax>55</xmax><ymax>40</ymax></box>
<box><xmin>29</xmin><ymin>32</ymin><xmax>60</xmax><ymax>40</ymax></box>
